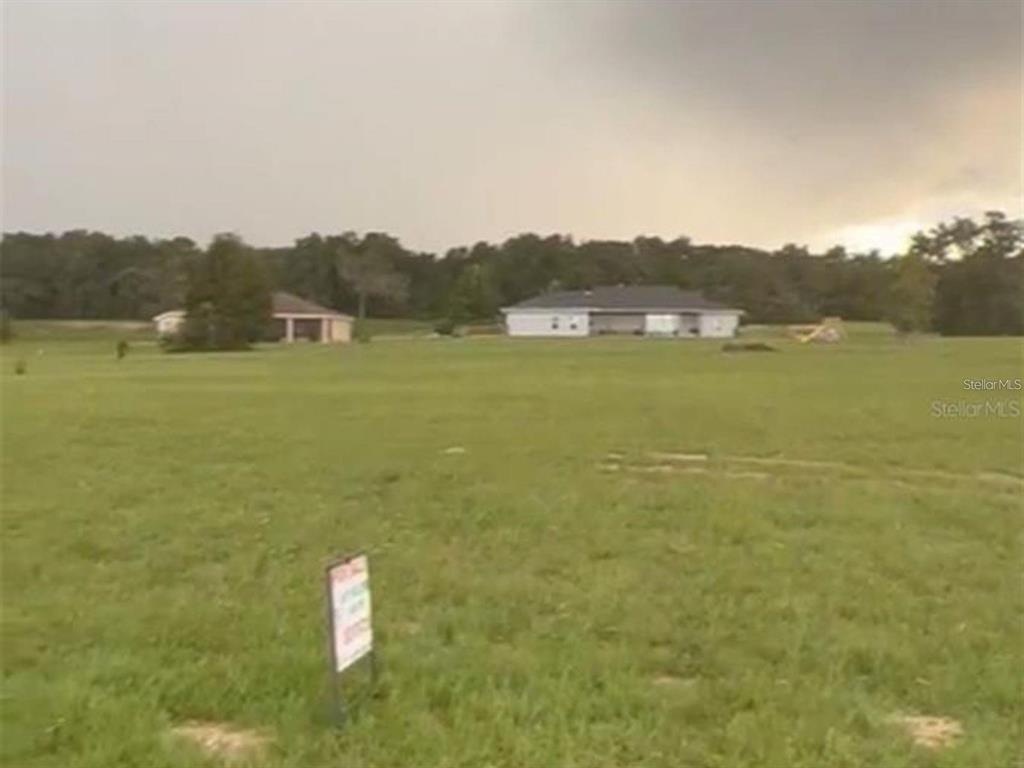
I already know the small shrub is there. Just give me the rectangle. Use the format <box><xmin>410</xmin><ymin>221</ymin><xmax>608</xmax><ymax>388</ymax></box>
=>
<box><xmin>116</xmin><ymin>340</ymin><xmax>130</xmax><ymax>359</ymax></box>
<box><xmin>434</xmin><ymin>318</ymin><xmax>457</xmax><ymax>336</ymax></box>
<box><xmin>160</xmin><ymin>307</ymin><xmax>254</xmax><ymax>353</ymax></box>
<box><xmin>159</xmin><ymin>332</ymin><xmax>184</xmax><ymax>352</ymax></box>
<box><xmin>160</xmin><ymin>326</ymin><xmax>200</xmax><ymax>353</ymax></box>
<box><xmin>463</xmin><ymin>323</ymin><xmax>502</xmax><ymax>336</ymax></box>
<box><xmin>0</xmin><ymin>309</ymin><xmax>13</xmax><ymax>344</ymax></box>
<box><xmin>722</xmin><ymin>341</ymin><xmax>777</xmax><ymax>353</ymax></box>
<box><xmin>14</xmin><ymin>359</ymin><xmax>26</xmax><ymax>375</ymax></box>
<box><xmin>354</xmin><ymin>323</ymin><xmax>372</xmax><ymax>344</ymax></box>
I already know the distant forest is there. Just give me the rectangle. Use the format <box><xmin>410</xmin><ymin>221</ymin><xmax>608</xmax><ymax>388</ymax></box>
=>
<box><xmin>1</xmin><ymin>211</ymin><xmax>1021</xmax><ymax>335</ymax></box>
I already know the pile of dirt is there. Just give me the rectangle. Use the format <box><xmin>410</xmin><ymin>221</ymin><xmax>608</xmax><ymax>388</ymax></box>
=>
<box><xmin>171</xmin><ymin>721</ymin><xmax>271</xmax><ymax>765</ymax></box>
<box><xmin>887</xmin><ymin>714</ymin><xmax>963</xmax><ymax>750</ymax></box>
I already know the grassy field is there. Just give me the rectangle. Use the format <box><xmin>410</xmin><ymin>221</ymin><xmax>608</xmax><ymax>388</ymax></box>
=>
<box><xmin>1</xmin><ymin>326</ymin><xmax>1021</xmax><ymax>767</ymax></box>
<box><xmin>357</xmin><ymin>318</ymin><xmax>436</xmax><ymax>338</ymax></box>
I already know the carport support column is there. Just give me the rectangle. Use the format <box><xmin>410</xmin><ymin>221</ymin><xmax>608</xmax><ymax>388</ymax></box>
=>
<box><xmin>285</xmin><ymin>316</ymin><xmax>294</xmax><ymax>342</ymax></box>
<box><xmin>321</xmin><ymin>317</ymin><xmax>329</xmax><ymax>343</ymax></box>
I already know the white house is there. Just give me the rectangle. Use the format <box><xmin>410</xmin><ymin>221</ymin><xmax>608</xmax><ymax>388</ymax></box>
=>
<box><xmin>152</xmin><ymin>292</ymin><xmax>353</xmax><ymax>343</ymax></box>
<box><xmin>501</xmin><ymin>286</ymin><xmax>743</xmax><ymax>339</ymax></box>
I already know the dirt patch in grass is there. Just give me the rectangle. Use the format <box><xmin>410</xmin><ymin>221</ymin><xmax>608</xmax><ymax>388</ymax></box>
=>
<box><xmin>397</xmin><ymin>620</ymin><xmax>422</xmax><ymax>636</ymax></box>
<box><xmin>633</xmin><ymin>465</ymin><xmax>709</xmax><ymax>475</ymax></box>
<box><xmin>652</xmin><ymin>674</ymin><xmax>697</xmax><ymax>688</ymax></box>
<box><xmin>895</xmin><ymin>468</ymin><xmax>968</xmax><ymax>481</ymax></box>
<box><xmin>602</xmin><ymin>451</ymin><xmax>1019</xmax><ymax>497</ymax></box>
<box><xmin>975</xmin><ymin>471</ymin><xmax>1024</xmax><ymax>488</ymax></box>
<box><xmin>626</xmin><ymin>464</ymin><xmax>764</xmax><ymax>480</ymax></box>
<box><xmin>666</xmin><ymin>537</ymin><xmax>697</xmax><ymax>555</ymax></box>
<box><xmin>171</xmin><ymin>721</ymin><xmax>270</xmax><ymax>765</ymax></box>
<box><xmin>888</xmin><ymin>714</ymin><xmax>963</xmax><ymax>750</ymax></box>
<box><xmin>647</xmin><ymin>452</ymin><xmax>709</xmax><ymax>462</ymax></box>
<box><xmin>598</xmin><ymin>454</ymin><xmax>1019</xmax><ymax>501</ymax></box>
<box><xmin>725</xmin><ymin>455</ymin><xmax>852</xmax><ymax>471</ymax></box>
<box><xmin>721</xmin><ymin>470</ymin><xmax>770</xmax><ymax>480</ymax></box>
<box><xmin>631</xmin><ymin>465</ymin><xmax>680</xmax><ymax>474</ymax></box>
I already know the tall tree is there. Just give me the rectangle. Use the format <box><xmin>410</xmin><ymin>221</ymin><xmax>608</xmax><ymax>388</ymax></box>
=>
<box><xmin>335</xmin><ymin>234</ymin><xmax>409</xmax><ymax>321</ymax></box>
<box><xmin>885</xmin><ymin>253</ymin><xmax>937</xmax><ymax>334</ymax></box>
<box><xmin>913</xmin><ymin>212</ymin><xmax>1023</xmax><ymax>336</ymax></box>
<box><xmin>178</xmin><ymin>234</ymin><xmax>271</xmax><ymax>350</ymax></box>
<box><xmin>447</xmin><ymin>263</ymin><xmax>499</xmax><ymax>323</ymax></box>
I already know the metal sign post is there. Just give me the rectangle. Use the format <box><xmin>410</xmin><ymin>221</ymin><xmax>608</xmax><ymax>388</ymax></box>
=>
<box><xmin>324</xmin><ymin>553</ymin><xmax>376</xmax><ymax>727</ymax></box>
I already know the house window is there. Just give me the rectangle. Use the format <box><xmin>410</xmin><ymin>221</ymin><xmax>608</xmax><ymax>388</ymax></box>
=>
<box><xmin>551</xmin><ymin>316</ymin><xmax>560</xmax><ymax>330</ymax></box>
<box><xmin>569</xmin><ymin>318</ymin><xmax>578</xmax><ymax>330</ymax></box>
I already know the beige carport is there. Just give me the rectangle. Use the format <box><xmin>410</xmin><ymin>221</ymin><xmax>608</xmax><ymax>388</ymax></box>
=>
<box><xmin>271</xmin><ymin>292</ymin><xmax>353</xmax><ymax>344</ymax></box>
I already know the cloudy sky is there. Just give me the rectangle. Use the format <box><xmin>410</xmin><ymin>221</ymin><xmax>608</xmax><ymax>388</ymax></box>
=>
<box><xmin>2</xmin><ymin>1</ymin><xmax>1020</xmax><ymax>255</ymax></box>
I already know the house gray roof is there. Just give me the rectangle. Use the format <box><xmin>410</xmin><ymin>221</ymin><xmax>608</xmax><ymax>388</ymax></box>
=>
<box><xmin>272</xmin><ymin>291</ymin><xmax>350</xmax><ymax>317</ymax></box>
<box><xmin>503</xmin><ymin>285</ymin><xmax>739</xmax><ymax>313</ymax></box>
<box><xmin>155</xmin><ymin>291</ymin><xmax>351</xmax><ymax>320</ymax></box>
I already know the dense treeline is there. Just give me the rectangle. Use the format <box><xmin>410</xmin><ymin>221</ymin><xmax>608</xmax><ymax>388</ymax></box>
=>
<box><xmin>1</xmin><ymin>212</ymin><xmax>1021</xmax><ymax>335</ymax></box>
<box><xmin>0</xmin><ymin>231</ymin><xmax>196</xmax><ymax>321</ymax></box>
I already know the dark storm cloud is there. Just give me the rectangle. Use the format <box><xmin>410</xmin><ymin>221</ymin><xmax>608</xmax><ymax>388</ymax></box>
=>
<box><xmin>1</xmin><ymin>1</ymin><xmax>1020</xmax><ymax>254</ymax></box>
<box><xmin>558</xmin><ymin>1</ymin><xmax>1019</xmax><ymax>121</ymax></box>
<box><xmin>543</xmin><ymin>0</ymin><xmax>1021</xmax><ymax>248</ymax></box>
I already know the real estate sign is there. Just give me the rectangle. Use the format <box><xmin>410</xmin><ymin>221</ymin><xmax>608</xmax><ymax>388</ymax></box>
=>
<box><xmin>326</xmin><ymin>554</ymin><xmax>373</xmax><ymax>673</ymax></box>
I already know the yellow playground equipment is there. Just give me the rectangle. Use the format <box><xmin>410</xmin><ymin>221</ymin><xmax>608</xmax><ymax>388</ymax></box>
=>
<box><xmin>788</xmin><ymin>316</ymin><xmax>845</xmax><ymax>344</ymax></box>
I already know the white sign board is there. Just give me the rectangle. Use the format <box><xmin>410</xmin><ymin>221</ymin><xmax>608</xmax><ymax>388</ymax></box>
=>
<box><xmin>327</xmin><ymin>555</ymin><xmax>373</xmax><ymax>673</ymax></box>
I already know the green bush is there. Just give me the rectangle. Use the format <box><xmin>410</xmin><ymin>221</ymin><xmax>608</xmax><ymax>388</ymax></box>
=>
<box><xmin>463</xmin><ymin>323</ymin><xmax>502</xmax><ymax>336</ymax></box>
<box><xmin>0</xmin><ymin>308</ymin><xmax>13</xmax><ymax>344</ymax></box>
<box><xmin>722</xmin><ymin>341</ymin><xmax>778</xmax><ymax>353</ymax></box>
<box><xmin>163</xmin><ymin>303</ymin><xmax>255</xmax><ymax>353</ymax></box>
<box><xmin>434</xmin><ymin>318</ymin><xmax>457</xmax><ymax>336</ymax></box>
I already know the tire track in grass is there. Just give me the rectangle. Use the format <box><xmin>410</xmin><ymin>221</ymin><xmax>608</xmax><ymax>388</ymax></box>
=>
<box><xmin>598</xmin><ymin>451</ymin><xmax>1023</xmax><ymax>496</ymax></box>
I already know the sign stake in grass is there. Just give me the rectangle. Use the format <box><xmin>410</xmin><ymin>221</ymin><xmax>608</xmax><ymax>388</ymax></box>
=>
<box><xmin>324</xmin><ymin>553</ymin><xmax>376</xmax><ymax>727</ymax></box>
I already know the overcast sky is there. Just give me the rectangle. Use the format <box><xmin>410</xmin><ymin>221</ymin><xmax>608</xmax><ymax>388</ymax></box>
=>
<box><xmin>2</xmin><ymin>0</ymin><xmax>1020</xmax><ymax>255</ymax></box>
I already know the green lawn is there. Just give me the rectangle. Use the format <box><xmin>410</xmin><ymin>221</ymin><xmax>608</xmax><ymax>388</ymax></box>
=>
<box><xmin>1</xmin><ymin>329</ymin><xmax>1021</xmax><ymax>767</ymax></box>
<box><xmin>357</xmin><ymin>318</ymin><xmax>436</xmax><ymax>337</ymax></box>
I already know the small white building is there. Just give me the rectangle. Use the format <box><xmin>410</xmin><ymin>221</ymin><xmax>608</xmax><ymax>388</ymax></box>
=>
<box><xmin>501</xmin><ymin>286</ymin><xmax>742</xmax><ymax>339</ymax></box>
<box><xmin>267</xmin><ymin>292</ymin><xmax>353</xmax><ymax>343</ymax></box>
<box><xmin>153</xmin><ymin>310</ymin><xmax>186</xmax><ymax>337</ymax></box>
<box><xmin>152</xmin><ymin>292</ymin><xmax>353</xmax><ymax>343</ymax></box>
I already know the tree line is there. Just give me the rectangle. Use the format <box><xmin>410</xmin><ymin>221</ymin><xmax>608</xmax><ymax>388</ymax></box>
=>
<box><xmin>2</xmin><ymin>211</ymin><xmax>1021</xmax><ymax>337</ymax></box>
